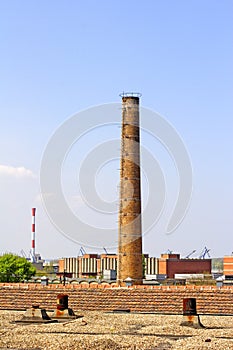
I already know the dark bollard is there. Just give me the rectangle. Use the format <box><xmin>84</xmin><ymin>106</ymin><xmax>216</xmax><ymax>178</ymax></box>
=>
<box><xmin>180</xmin><ymin>298</ymin><xmax>204</xmax><ymax>328</ymax></box>
<box><xmin>183</xmin><ymin>298</ymin><xmax>197</xmax><ymax>315</ymax></box>
<box><xmin>50</xmin><ymin>294</ymin><xmax>81</xmax><ymax>320</ymax></box>
<box><xmin>57</xmin><ymin>294</ymin><xmax>69</xmax><ymax>310</ymax></box>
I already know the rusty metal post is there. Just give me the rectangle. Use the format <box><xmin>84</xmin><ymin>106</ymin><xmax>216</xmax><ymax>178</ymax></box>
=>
<box><xmin>180</xmin><ymin>298</ymin><xmax>204</xmax><ymax>328</ymax></box>
<box><xmin>50</xmin><ymin>293</ymin><xmax>79</xmax><ymax>320</ymax></box>
<box><xmin>57</xmin><ymin>294</ymin><xmax>69</xmax><ymax>310</ymax></box>
<box><xmin>183</xmin><ymin>298</ymin><xmax>197</xmax><ymax>315</ymax></box>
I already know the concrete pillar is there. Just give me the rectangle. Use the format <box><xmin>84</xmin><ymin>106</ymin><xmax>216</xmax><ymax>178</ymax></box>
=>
<box><xmin>118</xmin><ymin>93</ymin><xmax>143</xmax><ymax>285</ymax></box>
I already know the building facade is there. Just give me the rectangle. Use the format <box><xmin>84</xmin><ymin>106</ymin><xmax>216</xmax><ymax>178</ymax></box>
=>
<box><xmin>58</xmin><ymin>252</ymin><xmax>212</xmax><ymax>280</ymax></box>
<box><xmin>158</xmin><ymin>253</ymin><xmax>211</xmax><ymax>278</ymax></box>
<box><xmin>223</xmin><ymin>255</ymin><xmax>233</xmax><ymax>276</ymax></box>
<box><xmin>58</xmin><ymin>254</ymin><xmax>117</xmax><ymax>279</ymax></box>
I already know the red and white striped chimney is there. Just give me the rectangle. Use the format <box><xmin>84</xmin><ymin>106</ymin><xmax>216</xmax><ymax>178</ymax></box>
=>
<box><xmin>31</xmin><ymin>208</ymin><xmax>36</xmax><ymax>262</ymax></box>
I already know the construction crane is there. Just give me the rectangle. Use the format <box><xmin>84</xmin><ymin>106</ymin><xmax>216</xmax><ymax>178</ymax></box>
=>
<box><xmin>78</xmin><ymin>247</ymin><xmax>86</xmax><ymax>256</ymax></box>
<box><xmin>20</xmin><ymin>249</ymin><xmax>29</xmax><ymax>259</ymax></box>
<box><xmin>199</xmin><ymin>246</ymin><xmax>211</xmax><ymax>259</ymax></box>
<box><xmin>103</xmin><ymin>247</ymin><xmax>108</xmax><ymax>254</ymax></box>
<box><xmin>185</xmin><ymin>250</ymin><xmax>196</xmax><ymax>259</ymax></box>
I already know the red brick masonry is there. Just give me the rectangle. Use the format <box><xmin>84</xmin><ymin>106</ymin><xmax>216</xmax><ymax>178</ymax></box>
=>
<box><xmin>0</xmin><ymin>283</ymin><xmax>232</xmax><ymax>315</ymax></box>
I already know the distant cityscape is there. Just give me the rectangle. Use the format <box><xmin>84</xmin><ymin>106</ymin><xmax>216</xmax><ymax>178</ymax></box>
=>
<box><xmin>30</xmin><ymin>249</ymin><xmax>233</xmax><ymax>287</ymax></box>
<box><xmin>25</xmin><ymin>94</ymin><xmax>232</xmax><ymax>288</ymax></box>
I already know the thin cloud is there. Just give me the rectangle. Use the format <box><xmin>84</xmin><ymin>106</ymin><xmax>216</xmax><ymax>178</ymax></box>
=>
<box><xmin>0</xmin><ymin>165</ymin><xmax>36</xmax><ymax>179</ymax></box>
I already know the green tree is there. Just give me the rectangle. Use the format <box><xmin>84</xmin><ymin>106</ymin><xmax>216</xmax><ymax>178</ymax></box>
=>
<box><xmin>0</xmin><ymin>253</ymin><xmax>36</xmax><ymax>282</ymax></box>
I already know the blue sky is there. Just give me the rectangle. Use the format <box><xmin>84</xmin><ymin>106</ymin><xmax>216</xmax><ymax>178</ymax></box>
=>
<box><xmin>0</xmin><ymin>0</ymin><xmax>232</xmax><ymax>259</ymax></box>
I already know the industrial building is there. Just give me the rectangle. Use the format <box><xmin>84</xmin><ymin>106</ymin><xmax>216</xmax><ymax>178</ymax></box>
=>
<box><xmin>223</xmin><ymin>255</ymin><xmax>233</xmax><ymax>277</ymax></box>
<box><xmin>157</xmin><ymin>253</ymin><xmax>211</xmax><ymax>278</ymax></box>
<box><xmin>58</xmin><ymin>254</ymin><xmax>117</xmax><ymax>279</ymax></box>
<box><xmin>58</xmin><ymin>252</ymin><xmax>212</xmax><ymax>280</ymax></box>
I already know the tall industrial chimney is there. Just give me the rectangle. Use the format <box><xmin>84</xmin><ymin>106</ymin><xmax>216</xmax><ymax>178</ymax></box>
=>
<box><xmin>31</xmin><ymin>208</ymin><xmax>36</xmax><ymax>262</ymax></box>
<box><xmin>117</xmin><ymin>93</ymin><xmax>143</xmax><ymax>285</ymax></box>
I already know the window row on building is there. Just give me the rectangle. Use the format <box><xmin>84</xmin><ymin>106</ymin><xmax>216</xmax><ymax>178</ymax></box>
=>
<box><xmin>58</xmin><ymin>253</ymin><xmax>216</xmax><ymax>279</ymax></box>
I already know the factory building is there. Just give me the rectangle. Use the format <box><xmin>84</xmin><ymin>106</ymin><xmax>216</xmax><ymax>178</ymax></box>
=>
<box><xmin>145</xmin><ymin>257</ymin><xmax>159</xmax><ymax>275</ymax></box>
<box><xmin>223</xmin><ymin>255</ymin><xmax>233</xmax><ymax>277</ymax></box>
<box><xmin>58</xmin><ymin>254</ymin><xmax>118</xmax><ymax>279</ymax></box>
<box><xmin>58</xmin><ymin>252</ymin><xmax>211</xmax><ymax>280</ymax></box>
<box><xmin>158</xmin><ymin>253</ymin><xmax>211</xmax><ymax>278</ymax></box>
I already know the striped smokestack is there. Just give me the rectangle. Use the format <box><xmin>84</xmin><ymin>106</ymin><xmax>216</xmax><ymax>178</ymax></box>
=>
<box><xmin>31</xmin><ymin>208</ymin><xmax>36</xmax><ymax>262</ymax></box>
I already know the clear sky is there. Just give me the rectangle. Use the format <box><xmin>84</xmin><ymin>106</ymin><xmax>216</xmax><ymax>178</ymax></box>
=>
<box><xmin>0</xmin><ymin>0</ymin><xmax>232</xmax><ymax>259</ymax></box>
